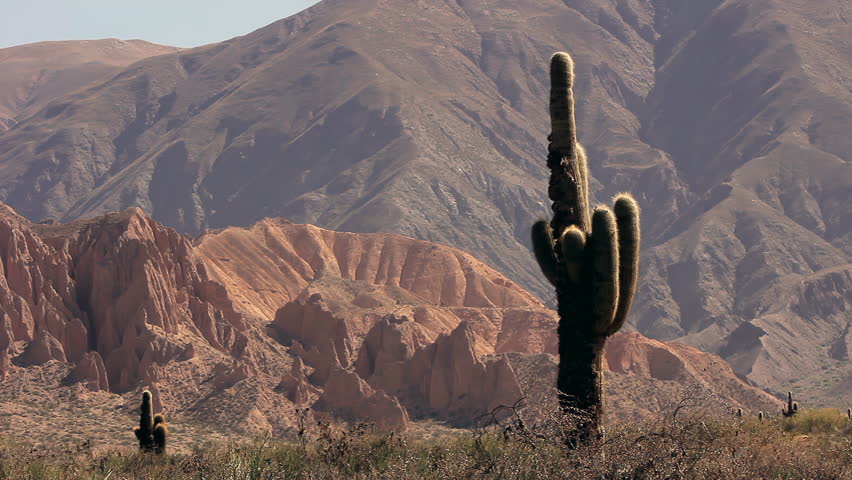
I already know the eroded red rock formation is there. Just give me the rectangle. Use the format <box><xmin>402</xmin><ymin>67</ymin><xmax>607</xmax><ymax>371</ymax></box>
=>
<box><xmin>0</xmin><ymin>206</ymin><xmax>782</xmax><ymax>439</ymax></box>
<box><xmin>0</xmin><ymin>205</ymin><xmax>249</xmax><ymax>391</ymax></box>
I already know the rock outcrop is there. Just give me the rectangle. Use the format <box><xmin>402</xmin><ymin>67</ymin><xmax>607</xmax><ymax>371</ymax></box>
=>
<box><xmin>0</xmin><ymin>205</ymin><xmax>785</xmax><ymax>442</ymax></box>
<box><xmin>0</xmin><ymin>205</ymin><xmax>251</xmax><ymax>392</ymax></box>
<box><xmin>314</xmin><ymin>367</ymin><xmax>409</xmax><ymax>429</ymax></box>
<box><xmin>276</xmin><ymin>357</ymin><xmax>318</xmax><ymax>405</ymax></box>
<box><xmin>355</xmin><ymin>320</ymin><xmax>522</xmax><ymax>422</ymax></box>
<box><xmin>509</xmin><ymin>332</ymin><xmax>782</xmax><ymax>423</ymax></box>
<box><xmin>68</xmin><ymin>351</ymin><xmax>109</xmax><ymax>391</ymax></box>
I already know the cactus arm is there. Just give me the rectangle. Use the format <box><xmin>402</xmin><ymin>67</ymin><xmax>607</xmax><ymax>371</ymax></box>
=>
<box><xmin>134</xmin><ymin>426</ymin><xmax>145</xmax><ymax>448</ymax></box>
<box><xmin>589</xmin><ymin>207</ymin><xmax>620</xmax><ymax>334</ymax></box>
<box><xmin>531</xmin><ymin>220</ymin><xmax>561</xmax><ymax>286</ymax></box>
<box><xmin>153</xmin><ymin>424</ymin><xmax>168</xmax><ymax>454</ymax></box>
<box><xmin>607</xmin><ymin>194</ymin><xmax>641</xmax><ymax>335</ymax></box>
<box><xmin>559</xmin><ymin>226</ymin><xmax>587</xmax><ymax>284</ymax></box>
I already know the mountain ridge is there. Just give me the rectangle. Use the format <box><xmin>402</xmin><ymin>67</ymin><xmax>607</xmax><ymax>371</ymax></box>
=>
<box><xmin>0</xmin><ymin>39</ymin><xmax>179</xmax><ymax>132</ymax></box>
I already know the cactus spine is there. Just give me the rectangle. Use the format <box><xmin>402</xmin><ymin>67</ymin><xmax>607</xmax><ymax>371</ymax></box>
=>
<box><xmin>532</xmin><ymin>52</ymin><xmax>641</xmax><ymax>446</ymax></box>
<box><xmin>133</xmin><ymin>390</ymin><xmax>168</xmax><ymax>454</ymax></box>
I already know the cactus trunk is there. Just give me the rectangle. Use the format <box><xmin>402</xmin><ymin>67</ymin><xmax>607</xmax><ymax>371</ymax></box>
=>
<box><xmin>556</xmin><ymin>312</ymin><xmax>606</xmax><ymax>446</ymax></box>
<box><xmin>533</xmin><ymin>52</ymin><xmax>641</xmax><ymax>447</ymax></box>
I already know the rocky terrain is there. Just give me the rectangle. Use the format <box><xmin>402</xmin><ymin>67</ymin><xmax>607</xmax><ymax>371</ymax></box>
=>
<box><xmin>0</xmin><ymin>206</ymin><xmax>779</xmax><ymax>449</ymax></box>
<box><xmin>0</xmin><ymin>39</ymin><xmax>178</xmax><ymax>131</ymax></box>
<box><xmin>0</xmin><ymin>0</ymin><xmax>847</xmax><ymax>403</ymax></box>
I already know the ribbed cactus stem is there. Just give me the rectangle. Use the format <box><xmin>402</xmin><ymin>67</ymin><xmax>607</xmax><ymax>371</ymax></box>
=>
<box><xmin>533</xmin><ymin>52</ymin><xmax>641</xmax><ymax>448</ymax></box>
<box><xmin>549</xmin><ymin>53</ymin><xmax>577</xmax><ymax>157</ymax></box>
<box><xmin>153</xmin><ymin>414</ymin><xmax>168</xmax><ymax>454</ymax></box>
<box><xmin>547</xmin><ymin>53</ymin><xmax>590</xmax><ymax>236</ymax></box>
<box><xmin>134</xmin><ymin>391</ymin><xmax>155</xmax><ymax>451</ymax></box>
<box><xmin>609</xmin><ymin>195</ymin><xmax>641</xmax><ymax>335</ymax></box>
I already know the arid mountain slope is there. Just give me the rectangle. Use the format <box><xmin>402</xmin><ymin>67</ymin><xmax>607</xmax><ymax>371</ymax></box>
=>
<box><xmin>0</xmin><ymin>39</ymin><xmax>178</xmax><ymax>131</ymax></box>
<box><xmin>0</xmin><ymin>206</ymin><xmax>779</xmax><ymax>448</ymax></box>
<box><xmin>0</xmin><ymin>0</ymin><xmax>848</xmax><ymax>401</ymax></box>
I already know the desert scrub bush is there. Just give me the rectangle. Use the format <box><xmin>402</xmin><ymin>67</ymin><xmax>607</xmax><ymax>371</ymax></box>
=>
<box><xmin>781</xmin><ymin>407</ymin><xmax>852</xmax><ymax>435</ymax></box>
<box><xmin>0</xmin><ymin>414</ymin><xmax>849</xmax><ymax>479</ymax></box>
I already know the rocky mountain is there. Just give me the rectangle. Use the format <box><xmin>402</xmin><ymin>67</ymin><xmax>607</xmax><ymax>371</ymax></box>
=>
<box><xmin>0</xmin><ymin>0</ymin><xmax>848</xmax><ymax>403</ymax></box>
<box><xmin>0</xmin><ymin>39</ymin><xmax>178</xmax><ymax>131</ymax></box>
<box><xmin>0</xmin><ymin>206</ymin><xmax>779</xmax><ymax>449</ymax></box>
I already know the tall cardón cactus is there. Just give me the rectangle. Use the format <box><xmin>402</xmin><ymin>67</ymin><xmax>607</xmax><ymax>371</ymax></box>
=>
<box><xmin>133</xmin><ymin>390</ymin><xmax>169</xmax><ymax>454</ymax></box>
<box><xmin>532</xmin><ymin>52</ymin><xmax>640</xmax><ymax>445</ymax></box>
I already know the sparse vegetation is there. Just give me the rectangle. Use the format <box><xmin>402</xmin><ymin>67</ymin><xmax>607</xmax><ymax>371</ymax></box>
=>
<box><xmin>0</xmin><ymin>411</ymin><xmax>848</xmax><ymax>479</ymax></box>
<box><xmin>781</xmin><ymin>408</ymin><xmax>850</xmax><ymax>435</ymax></box>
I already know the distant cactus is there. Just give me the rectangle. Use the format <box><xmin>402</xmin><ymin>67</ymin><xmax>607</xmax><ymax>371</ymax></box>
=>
<box><xmin>781</xmin><ymin>392</ymin><xmax>798</xmax><ymax>418</ymax></box>
<box><xmin>531</xmin><ymin>52</ymin><xmax>641</xmax><ymax>447</ymax></box>
<box><xmin>758</xmin><ymin>411</ymin><xmax>764</xmax><ymax>421</ymax></box>
<box><xmin>847</xmin><ymin>407</ymin><xmax>851</xmax><ymax>419</ymax></box>
<box><xmin>153</xmin><ymin>414</ymin><xmax>168</xmax><ymax>454</ymax></box>
<box><xmin>133</xmin><ymin>390</ymin><xmax>168</xmax><ymax>454</ymax></box>
<box><xmin>736</xmin><ymin>408</ymin><xmax>743</xmax><ymax>417</ymax></box>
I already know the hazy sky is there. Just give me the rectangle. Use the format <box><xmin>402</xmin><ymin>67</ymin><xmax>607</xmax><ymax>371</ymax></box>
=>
<box><xmin>0</xmin><ymin>0</ymin><xmax>321</xmax><ymax>48</ymax></box>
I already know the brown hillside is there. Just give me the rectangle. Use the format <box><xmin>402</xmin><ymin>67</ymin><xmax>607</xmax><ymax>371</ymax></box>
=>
<box><xmin>0</xmin><ymin>39</ymin><xmax>179</xmax><ymax>131</ymax></box>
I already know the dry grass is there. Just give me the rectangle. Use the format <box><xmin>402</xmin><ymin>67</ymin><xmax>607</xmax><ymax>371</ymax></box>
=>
<box><xmin>0</xmin><ymin>411</ymin><xmax>849</xmax><ymax>480</ymax></box>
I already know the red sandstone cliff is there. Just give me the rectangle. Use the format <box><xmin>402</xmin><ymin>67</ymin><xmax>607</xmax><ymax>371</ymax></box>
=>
<box><xmin>0</xmin><ymin>207</ymin><xmax>781</xmax><ymax>447</ymax></box>
<box><xmin>0</xmin><ymin>205</ymin><xmax>251</xmax><ymax>391</ymax></box>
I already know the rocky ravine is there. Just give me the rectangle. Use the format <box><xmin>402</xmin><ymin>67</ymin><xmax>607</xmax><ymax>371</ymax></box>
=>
<box><xmin>0</xmin><ymin>0</ymin><xmax>847</xmax><ymax>403</ymax></box>
<box><xmin>0</xmin><ymin>206</ymin><xmax>779</xmax><ymax>450</ymax></box>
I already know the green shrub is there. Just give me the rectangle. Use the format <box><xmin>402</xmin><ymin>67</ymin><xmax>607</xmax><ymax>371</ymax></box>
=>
<box><xmin>782</xmin><ymin>407</ymin><xmax>849</xmax><ymax>435</ymax></box>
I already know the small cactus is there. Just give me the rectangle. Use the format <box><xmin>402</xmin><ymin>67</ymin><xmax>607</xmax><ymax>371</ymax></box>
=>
<box><xmin>736</xmin><ymin>408</ymin><xmax>743</xmax><ymax>417</ymax></box>
<box><xmin>153</xmin><ymin>414</ymin><xmax>168</xmax><ymax>454</ymax></box>
<box><xmin>781</xmin><ymin>391</ymin><xmax>798</xmax><ymax>418</ymax></box>
<box><xmin>758</xmin><ymin>411</ymin><xmax>764</xmax><ymax>421</ymax></box>
<box><xmin>133</xmin><ymin>390</ymin><xmax>168</xmax><ymax>454</ymax></box>
<box><xmin>847</xmin><ymin>407</ymin><xmax>851</xmax><ymax>419</ymax></box>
